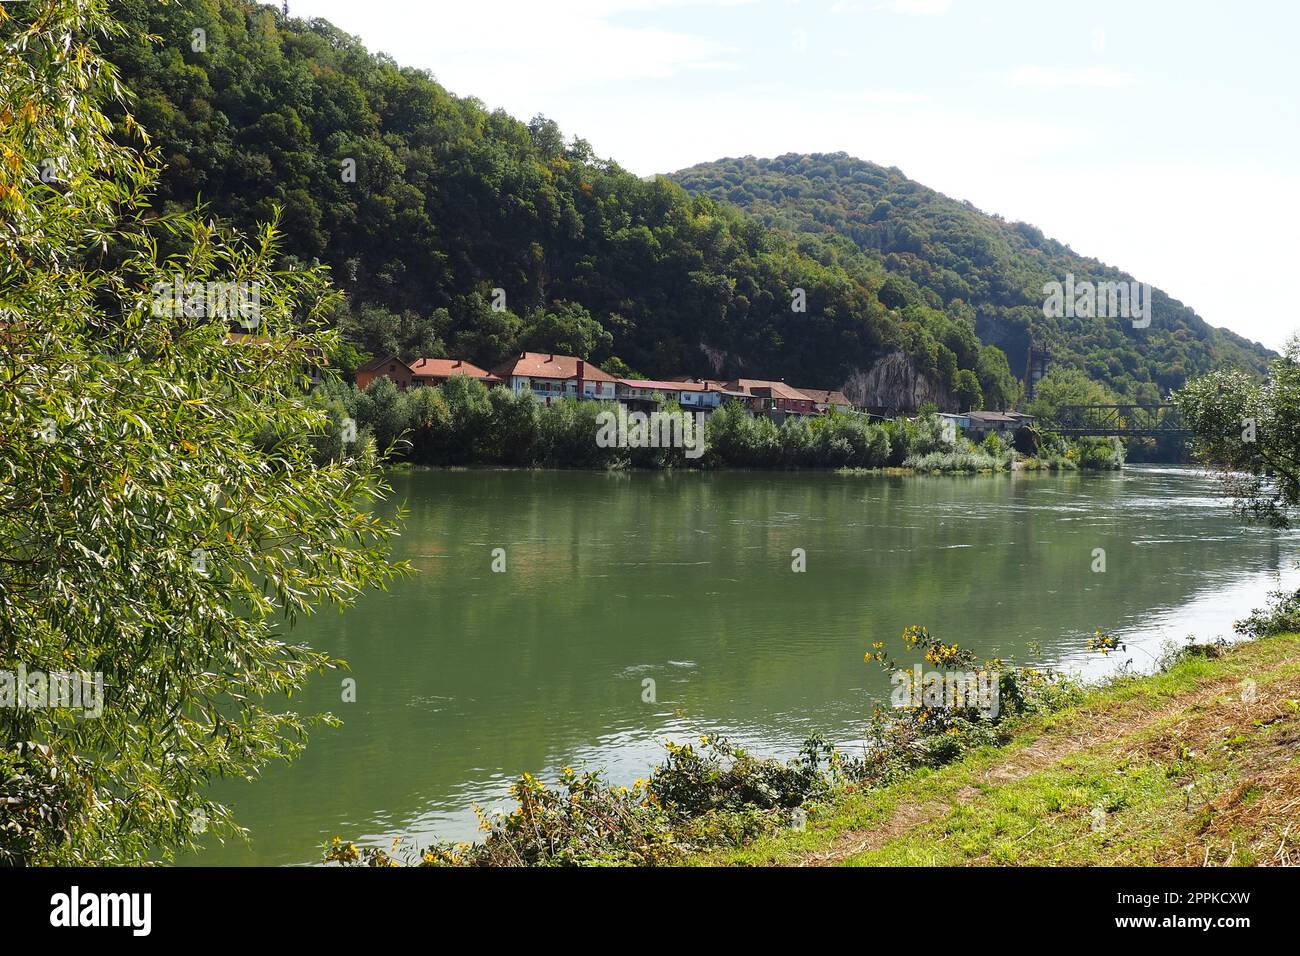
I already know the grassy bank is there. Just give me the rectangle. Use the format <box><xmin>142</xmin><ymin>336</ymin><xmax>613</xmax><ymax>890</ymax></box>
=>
<box><xmin>696</xmin><ymin>631</ymin><xmax>1300</xmax><ymax>867</ymax></box>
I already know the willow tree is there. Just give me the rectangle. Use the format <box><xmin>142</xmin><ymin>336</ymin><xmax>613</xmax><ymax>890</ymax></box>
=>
<box><xmin>1</xmin><ymin>1</ymin><xmax>405</xmax><ymax>863</ymax></box>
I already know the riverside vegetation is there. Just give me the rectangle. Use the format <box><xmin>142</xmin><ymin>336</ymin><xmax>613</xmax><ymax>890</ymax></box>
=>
<box><xmin>310</xmin><ymin>374</ymin><xmax>1125</xmax><ymax>473</ymax></box>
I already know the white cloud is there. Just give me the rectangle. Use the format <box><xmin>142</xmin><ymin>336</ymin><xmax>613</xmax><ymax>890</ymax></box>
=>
<box><xmin>833</xmin><ymin>0</ymin><xmax>952</xmax><ymax>14</ymax></box>
<box><xmin>1002</xmin><ymin>66</ymin><xmax>1134</xmax><ymax>89</ymax></box>
<box><xmin>592</xmin><ymin>0</ymin><xmax>756</xmax><ymax>8</ymax></box>
<box><xmin>822</xmin><ymin>87</ymin><xmax>930</xmax><ymax>104</ymax></box>
<box><xmin>878</xmin><ymin>0</ymin><xmax>952</xmax><ymax>15</ymax></box>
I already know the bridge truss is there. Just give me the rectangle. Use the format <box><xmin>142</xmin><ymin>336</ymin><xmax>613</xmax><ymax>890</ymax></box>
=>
<box><xmin>1049</xmin><ymin>404</ymin><xmax>1189</xmax><ymax>438</ymax></box>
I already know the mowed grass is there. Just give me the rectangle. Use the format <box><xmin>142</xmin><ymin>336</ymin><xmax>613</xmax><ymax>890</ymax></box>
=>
<box><xmin>694</xmin><ymin>633</ymin><xmax>1300</xmax><ymax>867</ymax></box>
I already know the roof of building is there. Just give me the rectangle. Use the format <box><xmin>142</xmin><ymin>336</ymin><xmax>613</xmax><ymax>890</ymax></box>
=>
<box><xmin>967</xmin><ymin>411</ymin><xmax>1023</xmax><ymax>423</ymax></box>
<box><xmin>729</xmin><ymin>379</ymin><xmax>811</xmax><ymax>402</ymax></box>
<box><xmin>797</xmin><ymin>387</ymin><xmax>853</xmax><ymax>406</ymax></box>
<box><xmin>356</xmin><ymin>353</ymin><xmax>410</xmax><ymax>373</ymax></box>
<box><xmin>663</xmin><ymin>375</ymin><xmax>734</xmax><ymax>390</ymax></box>
<box><xmin>491</xmin><ymin>351</ymin><xmax>616</xmax><ymax>382</ymax></box>
<box><xmin>618</xmin><ymin>378</ymin><xmax>709</xmax><ymax>392</ymax></box>
<box><xmin>409</xmin><ymin>358</ymin><xmax>499</xmax><ymax>381</ymax></box>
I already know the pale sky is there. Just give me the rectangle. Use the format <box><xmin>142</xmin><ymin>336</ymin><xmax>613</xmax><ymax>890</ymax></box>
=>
<box><xmin>287</xmin><ymin>0</ymin><xmax>1299</xmax><ymax>351</ymax></box>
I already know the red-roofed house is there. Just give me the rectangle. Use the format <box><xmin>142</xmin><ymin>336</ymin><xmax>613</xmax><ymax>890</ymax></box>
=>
<box><xmin>492</xmin><ymin>351</ymin><xmax>617</xmax><ymax>404</ymax></box>
<box><xmin>795</xmin><ymin>387</ymin><xmax>854</xmax><ymax>413</ymax></box>
<box><xmin>356</xmin><ymin>355</ymin><xmax>504</xmax><ymax>391</ymax></box>
<box><xmin>727</xmin><ymin>379</ymin><xmax>816</xmax><ymax>415</ymax></box>
<box><xmin>409</xmin><ymin>358</ymin><xmax>501</xmax><ymax>388</ymax></box>
<box><xmin>355</xmin><ymin>354</ymin><xmax>415</xmax><ymax>391</ymax></box>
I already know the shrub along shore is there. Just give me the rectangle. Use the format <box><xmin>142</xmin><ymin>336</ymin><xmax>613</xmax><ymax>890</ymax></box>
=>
<box><xmin>325</xmin><ymin>588</ymin><xmax>1300</xmax><ymax>867</ymax></box>
<box><xmin>310</xmin><ymin>375</ymin><xmax>1126</xmax><ymax>472</ymax></box>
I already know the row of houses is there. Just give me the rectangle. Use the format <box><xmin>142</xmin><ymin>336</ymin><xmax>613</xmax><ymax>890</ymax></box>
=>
<box><xmin>355</xmin><ymin>351</ymin><xmax>856</xmax><ymax>417</ymax></box>
<box><xmin>354</xmin><ymin>351</ymin><xmax>1039</xmax><ymax>437</ymax></box>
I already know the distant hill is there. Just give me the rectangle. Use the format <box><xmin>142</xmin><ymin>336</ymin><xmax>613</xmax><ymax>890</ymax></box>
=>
<box><xmin>671</xmin><ymin>153</ymin><xmax>1274</xmax><ymax>404</ymax></box>
<box><xmin>100</xmin><ymin>2</ymin><xmax>1270</xmax><ymax>412</ymax></box>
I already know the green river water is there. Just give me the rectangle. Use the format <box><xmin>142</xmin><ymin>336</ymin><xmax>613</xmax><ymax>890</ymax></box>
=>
<box><xmin>189</xmin><ymin>465</ymin><xmax>1300</xmax><ymax>865</ymax></box>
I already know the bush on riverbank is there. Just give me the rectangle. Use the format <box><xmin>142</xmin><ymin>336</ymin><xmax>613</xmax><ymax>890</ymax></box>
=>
<box><xmin>1075</xmin><ymin>435</ymin><xmax>1127</xmax><ymax>470</ymax></box>
<box><xmin>325</xmin><ymin>734</ymin><xmax>843</xmax><ymax>866</ymax></box>
<box><xmin>1234</xmin><ymin>586</ymin><xmax>1300</xmax><ymax>638</ymax></box>
<box><xmin>904</xmin><ymin>450</ymin><xmax>1010</xmax><ymax>473</ymax></box>
<box><xmin>1176</xmin><ymin>334</ymin><xmax>1300</xmax><ymax>528</ymax></box>
<box><xmin>855</xmin><ymin>626</ymin><xmax>1081</xmax><ymax>786</ymax></box>
<box><xmin>705</xmin><ymin>401</ymin><xmax>901</xmax><ymax>468</ymax></box>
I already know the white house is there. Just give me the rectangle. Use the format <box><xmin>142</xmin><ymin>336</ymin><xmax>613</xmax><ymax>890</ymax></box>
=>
<box><xmin>491</xmin><ymin>352</ymin><xmax>617</xmax><ymax>404</ymax></box>
<box><xmin>616</xmin><ymin>378</ymin><xmax>722</xmax><ymax>412</ymax></box>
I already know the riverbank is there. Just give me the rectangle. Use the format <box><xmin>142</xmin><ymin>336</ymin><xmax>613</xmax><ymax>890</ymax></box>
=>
<box><xmin>389</xmin><ymin>458</ymin><xmax>1090</xmax><ymax>476</ymax></box>
<box><xmin>696</xmin><ymin>630</ymin><xmax>1300</xmax><ymax>867</ymax></box>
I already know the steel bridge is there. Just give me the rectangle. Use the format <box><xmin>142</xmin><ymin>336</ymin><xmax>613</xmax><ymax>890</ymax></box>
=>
<box><xmin>1048</xmin><ymin>404</ymin><xmax>1189</xmax><ymax>438</ymax></box>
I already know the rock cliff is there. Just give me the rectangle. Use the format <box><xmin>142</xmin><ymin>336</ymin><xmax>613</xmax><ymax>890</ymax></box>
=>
<box><xmin>842</xmin><ymin>351</ymin><xmax>952</xmax><ymax>413</ymax></box>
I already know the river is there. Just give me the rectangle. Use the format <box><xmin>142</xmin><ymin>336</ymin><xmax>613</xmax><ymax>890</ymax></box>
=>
<box><xmin>189</xmin><ymin>465</ymin><xmax>1300</xmax><ymax>865</ymax></box>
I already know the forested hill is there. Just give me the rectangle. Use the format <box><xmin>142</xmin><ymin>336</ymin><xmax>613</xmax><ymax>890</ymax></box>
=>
<box><xmin>101</xmin><ymin>0</ymin><xmax>1267</xmax><ymax>410</ymax></box>
<box><xmin>106</xmin><ymin>0</ymin><xmax>1006</xmax><ymax>404</ymax></box>
<box><xmin>671</xmin><ymin>154</ymin><xmax>1274</xmax><ymax>403</ymax></box>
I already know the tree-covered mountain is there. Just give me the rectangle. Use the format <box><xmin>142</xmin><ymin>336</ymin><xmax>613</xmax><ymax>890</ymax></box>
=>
<box><xmin>91</xmin><ymin>0</ymin><xmax>1021</xmax><ymax>410</ymax></box>
<box><xmin>99</xmin><ymin>1</ymin><xmax>1269</xmax><ymax>412</ymax></box>
<box><xmin>671</xmin><ymin>154</ymin><xmax>1274</xmax><ymax>404</ymax></box>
